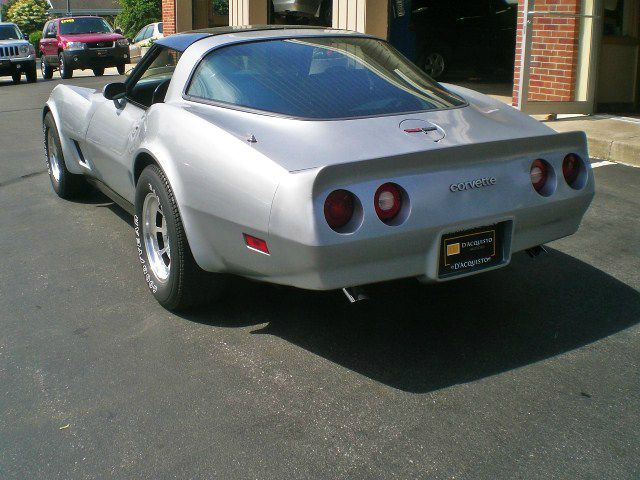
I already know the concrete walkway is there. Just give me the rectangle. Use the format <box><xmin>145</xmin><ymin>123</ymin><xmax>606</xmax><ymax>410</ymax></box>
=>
<box><xmin>454</xmin><ymin>81</ymin><xmax>640</xmax><ymax>167</ymax></box>
<box><xmin>546</xmin><ymin>115</ymin><xmax>640</xmax><ymax>167</ymax></box>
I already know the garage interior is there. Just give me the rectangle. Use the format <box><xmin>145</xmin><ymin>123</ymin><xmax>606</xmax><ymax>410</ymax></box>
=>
<box><xmin>177</xmin><ymin>0</ymin><xmax>640</xmax><ymax>113</ymax></box>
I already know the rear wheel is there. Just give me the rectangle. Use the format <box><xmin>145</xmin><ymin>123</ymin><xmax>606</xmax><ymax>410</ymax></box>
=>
<box><xmin>58</xmin><ymin>53</ymin><xmax>72</xmax><ymax>79</ymax></box>
<box><xmin>11</xmin><ymin>71</ymin><xmax>20</xmax><ymax>84</ymax></box>
<box><xmin>43</xmin><ymin>112</ymin><xmax>90</xmax><ymax>199</ymax></box>
<box><xmin>92</xmin><ymin>67</ymin><xmax>105</xmax><ymax>76</ymax></box>
<box><xmin>117</xmin><ymin>63</ymin><xmax>126</xmax><ymax>75</ymax></box>
<box><xmin>420</xmin><ymin>47</ymin><xmax>449</xmax><ymax>79</ymax></box>
<box><xmin>41</xmin><ymin>57</ymin><xmax>53</xmax><ymax>79</ymax></box>
<box><xmin>135</xmin><ymin>165</ymin><xmax>226</xmax><ymax>311</ymax></box>
<box><xmin>26</xmin><ymin>62</ymin><xmax>37</xmax><ymax>83</ymax></box>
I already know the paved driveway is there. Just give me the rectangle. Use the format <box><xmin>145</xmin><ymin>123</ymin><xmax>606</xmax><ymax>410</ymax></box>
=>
<box><xmin>1</xmin><ymin>75</ymin><xmax>639</xmax><ymax>479</ymax></box>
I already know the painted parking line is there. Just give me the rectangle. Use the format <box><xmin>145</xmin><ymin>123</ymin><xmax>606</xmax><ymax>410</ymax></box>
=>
<box><xmin>591</xmin><ymin>160</ymin><xmax>615</xmax><ymax>168</ymax></box>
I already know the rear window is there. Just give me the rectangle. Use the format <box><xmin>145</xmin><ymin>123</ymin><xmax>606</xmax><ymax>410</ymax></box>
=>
<box><xmin>186</xmin><ymin>37</ymin><xmax>465</xmax><ymax>119</ymax></box>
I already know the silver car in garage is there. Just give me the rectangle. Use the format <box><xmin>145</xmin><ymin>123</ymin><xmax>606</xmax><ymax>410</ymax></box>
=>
<box><xmin>42</xmin><ymin>26</ymin><xmax>594</xmax><ymax>310</ymax></box>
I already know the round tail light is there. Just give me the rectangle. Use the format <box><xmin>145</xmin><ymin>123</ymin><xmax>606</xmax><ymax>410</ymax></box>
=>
<box><xmin>374</xmin><ymin>183</ymin><xmax>402</xmax><ymax>222</ymax></box>
<box><xmin>324</xmin><ymin>189</ymin><xmax>354</xmax><ymax>230</ymax></box>
<box><xmin>530</xmin><ymin>159</ymin><xmax>548</xmax><ymax>193</ymax></box>
<box><xmin>563</xmin><ymin>153</ymin><xmax>582</xmax><ymax>188</ymax></box>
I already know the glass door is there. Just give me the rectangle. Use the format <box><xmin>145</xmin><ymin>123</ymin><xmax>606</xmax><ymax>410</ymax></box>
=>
<box><xmin>517</xmin><ymin>0</ymin><xmax>603</xmax><ymax>114</ymax></box>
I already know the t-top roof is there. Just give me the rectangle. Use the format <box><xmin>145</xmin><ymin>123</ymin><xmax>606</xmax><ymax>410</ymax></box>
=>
<box><xmin>156</xmin><ymin>25</ymin><xmax>364</xmax><ymax>52</ymax></box>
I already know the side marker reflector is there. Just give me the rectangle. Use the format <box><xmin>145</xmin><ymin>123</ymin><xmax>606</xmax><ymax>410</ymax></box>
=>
<box><xmin>244</xmin><ymin>234</ymin><xmax>269</xmax><ymax>255</ymax></box>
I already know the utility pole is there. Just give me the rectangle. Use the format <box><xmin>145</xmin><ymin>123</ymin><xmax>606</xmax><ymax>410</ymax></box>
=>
<box><xmin>67</xmin><ymin>0</ymin><xmax>71</xmax><ymax>15</ymax></box>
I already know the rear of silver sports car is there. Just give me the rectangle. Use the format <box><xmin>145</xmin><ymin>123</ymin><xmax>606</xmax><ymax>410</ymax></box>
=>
<box><xmin>263</xmin><ymin>130</ymin><xmax>594</xmax><ymax>291</ymax></box>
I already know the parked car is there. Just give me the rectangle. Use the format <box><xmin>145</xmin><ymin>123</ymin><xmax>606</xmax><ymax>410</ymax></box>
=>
<box><xmin>43</xmin><ymin>26</ymin><xmax>594</xmax><ymax>311</ymax></box>
<box><xmin>129</xmin><ymin>22</ymin><xmax>163</xmax><ymax>64</ymax></box>
<box><xmin>0</xmin><ymin>22</ymin><xmax>37</xmax><ymax>83</ymax></box>
<box><xmin>412</xmin><ymin>0</ymin><xmax>518</xmax><ymax>79</ymax></box>
<box><xmin>39</xmin><ymin>16</ymin><xmax>130</xmax><ymax>79</ymax></box>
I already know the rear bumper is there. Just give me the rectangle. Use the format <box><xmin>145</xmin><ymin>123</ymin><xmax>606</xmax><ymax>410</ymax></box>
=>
<box><xmin>184</xmin><ymin>132</ymin><xmax>595</xmax><ymax>291</ymax></box>
<box><xmin>61</xmin><ymin>47</ymin><xmax>129</xmax><ymax>69</ymax></box>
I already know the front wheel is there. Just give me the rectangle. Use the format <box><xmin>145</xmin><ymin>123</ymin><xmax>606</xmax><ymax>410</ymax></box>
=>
<box><xmin>41</xmin><ymin>57</ymin><xmax>53</xmax><ymax>79</ymax></box>
<box><xmin>58</xmin><ymin>53</ymin><xmax>72</xmax><ymax>79</ymax></box>
<box><xmin>134</xmin><ymin>165</ymin><xmax>226</xmax><ymax>311</ymax></box>
<box><xmin>26</xmin><ymin>62</ymin><xmax>37</xmax><ymax>83</ymax></box>
<box><xmin>11</xmin><ymin>71</ymin><xmax>20</xmax><ymax>84</ymax></box>
<box><xmin>43</xmin><ymin>112</ymin><xmax>90</xmax><ymax>199</ymax></box>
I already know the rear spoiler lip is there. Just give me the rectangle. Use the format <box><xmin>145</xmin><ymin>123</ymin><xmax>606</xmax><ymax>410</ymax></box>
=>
<box><xmin>307</xmin><ymin>131</ymin><xmax>589</xmax><ymax>184</ymax></box>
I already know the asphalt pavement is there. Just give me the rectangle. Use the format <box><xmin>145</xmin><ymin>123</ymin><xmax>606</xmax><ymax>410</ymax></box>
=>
<box><xmin>1</xmin><ymin>73</ymin><xmax>639</xmax><ymax>479</ymax></box>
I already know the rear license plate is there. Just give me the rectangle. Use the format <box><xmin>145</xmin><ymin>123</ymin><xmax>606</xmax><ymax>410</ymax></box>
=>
<box><xmin>439</xmin><ymin>224</ymin><xmax>503</xmax><ymax>277</ymax></box>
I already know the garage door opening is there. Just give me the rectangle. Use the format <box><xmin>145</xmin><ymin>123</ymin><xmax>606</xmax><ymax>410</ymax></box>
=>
<box><xmin>389</xmin><ymin>0</ymin><xmax>518</xmax><ymax>105</ymax></box>
<box><xmin>268</xmin><ymin>0</ymin><xmax>333</xmax><ymax>26</ymax></box>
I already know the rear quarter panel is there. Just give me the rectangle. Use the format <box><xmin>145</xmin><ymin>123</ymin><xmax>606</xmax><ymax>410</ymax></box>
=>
<box><xmin>139</xmin><ymin>103</ymin><xmax>287</xmax><ymax>272</ymax></box>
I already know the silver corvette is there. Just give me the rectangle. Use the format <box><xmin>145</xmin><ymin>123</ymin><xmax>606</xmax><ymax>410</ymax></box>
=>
<box><xmin>43</xmin><ymin>25</ymin><xmax>594</xmax><ymax>310</ymax></box>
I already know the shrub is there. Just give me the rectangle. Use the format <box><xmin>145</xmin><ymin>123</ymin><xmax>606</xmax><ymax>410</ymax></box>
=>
<box><xmin>29</xmin><ymin>31</ymin><xmax>41</xmax><ymax>56</ymax></box>
<box><xmin>6</xmin><ymin>0</ymin><xmax>48</xmax><ymax>34</ymax></box>
<box><xmin>117</xmin><ymin>0</ymin><xmax>161</xmax><ymax>39</ymax></box>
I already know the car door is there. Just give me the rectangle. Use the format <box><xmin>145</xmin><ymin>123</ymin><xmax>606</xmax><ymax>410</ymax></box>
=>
<box><xmin>40</xmin><ymin>21</ymin><xmax>58</xmax><ymax>63</ymax></box>
<box><xmin>83</xmin><ymin>46</ymin><xmax>181</xmax><ymax>202</ymax></box>
<box><xmin>454</xmin><ymin>0</ymin><xmax>493</xmax><ymax>71</ymax></box>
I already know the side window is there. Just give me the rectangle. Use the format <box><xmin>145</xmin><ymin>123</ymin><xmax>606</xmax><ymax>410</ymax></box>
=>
<box><xmin>42</xmin><ymin>22</ymin><xmax>49</xmax><ymax>37</ymax></box>
<box><xmin>51</xmin><ymin>22</ymin><xmax>58</xmax><ymax>37</ymax></box>
<box><xmin>144</xmin><ymin>25</ymin><xmax>153</xmax><ymax>40</ymax></box>
<box><xmin>126</xmin><ymin>47</ymin><xmax>182</xmax><ymax>108</ymax></box>
<box><xmin>133</xmin><ymin>27</ymin><xmax>146</xmax><ymax>43</ymax></box>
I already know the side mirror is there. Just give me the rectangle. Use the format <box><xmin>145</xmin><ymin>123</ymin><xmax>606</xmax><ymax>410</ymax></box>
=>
<box><xmin>127</xmin><ymin>38</ymin><xmax>133</xmax><ymax>44</ymax></box>
<box><xmin>103</xmin><ymin>82</ymin><xmax>126</xmax><ymax>100</ymax></box>
<box><xmin>23</xmin><ymin>33</ymin><xmax>29</xmax><ymax>40</ymax></box>
<box><xmin>114</xmin><ymin>28</ymin><xmax>122</xmax><ymax>35</ymax></box>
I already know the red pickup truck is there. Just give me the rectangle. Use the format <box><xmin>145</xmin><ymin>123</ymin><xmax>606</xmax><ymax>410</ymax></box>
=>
<box><xmin>40</xmin><ymin>16</ymin><xmax>130</xmax><ymax>79</ymax></box>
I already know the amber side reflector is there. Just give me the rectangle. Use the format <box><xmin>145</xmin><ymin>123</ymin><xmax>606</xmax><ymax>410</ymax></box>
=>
<box><xmin>244</xmin><ymin>234</ymin><xmax>269</xmax><ymax>254</ymax></box>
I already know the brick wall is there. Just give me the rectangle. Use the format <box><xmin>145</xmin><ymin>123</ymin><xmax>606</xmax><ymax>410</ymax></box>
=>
<box><xmin>512</xmin><ymin>0</ymin><xmax>582</xmax><ymax>106</ymax></box>
<box><xmin>162</xmin><ymin>0</ymin><xmax>176</xmax><ymax>36</ymax></box>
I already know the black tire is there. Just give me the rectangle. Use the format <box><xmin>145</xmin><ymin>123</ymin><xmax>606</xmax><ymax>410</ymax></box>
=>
<box><xmin>41</xmin><ymin>56</ymin><xmax>53</xmax><ymax>79</ymax></box>
<box><xmin>11</xmin><ymin>71</ymin><xmax>20</xmax><ymax>84</ymax></box>
<box><xmin>58</xmin><ymin>53</ymin><xmax>72</xmax><ymax>79</ymax></box>
<box><xmin>26</xmin><ymin>62</ymin><xmax>37</xmax><ymax>83</ymax></box>
<box><xmin>43</xmin><ymin>112</ymin><xmax>90</xmax><ymax>199</ymax></box>
<box><xmin>92</xmin><ymin>67</ymin><xmax>105</xmax><ymax>76</ymax></box>
<box><xmin>420</xmin><ymin>46</ymin><xmax>450</xmax><ymax>79</ymax></box>
<box><xmin>135</xmin><ymin>165</ymin><xmax>226</xmax><ymax>311</ymax></box>
<box><xmin>117</xmin><ymin>63</ymin><xmax>126</xmax><ymax>75</ymax></box>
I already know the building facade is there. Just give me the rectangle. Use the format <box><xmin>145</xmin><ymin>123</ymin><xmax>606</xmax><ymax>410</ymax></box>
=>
<box><xmin>162</xmin><ymin>0</ymin><xmax>640</xmax><ymax>113</ymax></box>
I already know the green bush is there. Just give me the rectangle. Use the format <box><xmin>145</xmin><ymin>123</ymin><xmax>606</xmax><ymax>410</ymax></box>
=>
<box><xmin>6</xmin><ymin>0</ymin><xmax>48</xmax><ymax>34</ymax></box>
<box><xmin>117</xmin><ymin>0</ymin><xmax>161</xmax><ymax>39</ymax></box>
<box><xmin>29</xmin><ymin>31</ymin><xmax>41</xmax><ymax>56</ymax></box>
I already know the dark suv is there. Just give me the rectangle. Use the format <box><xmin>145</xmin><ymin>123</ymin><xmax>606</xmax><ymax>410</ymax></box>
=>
<box><xmin>412</xmin><ymin>0</ymin><xmax>518</xmax><ymax>79</ymax></box>
<box><xmin>39</xmin><ymin>16</ymin><xmax>130</xmax><ymax>79</ymax></box>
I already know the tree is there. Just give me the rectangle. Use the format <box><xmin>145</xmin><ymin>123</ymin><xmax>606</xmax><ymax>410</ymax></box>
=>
<box><xmin>117</xmin><ymin>0</ymin><xmax>161</xmax><ymax>38</ymax></box>
<box><xmin>212</xmin><ymin>0</ymin><xmax>228</xmax><ymax>16</ymax></box>
<box><xmin>1</xmin><ymin>0</ymin><xmax>18</xmax><ymax>23</ymax></box>
<box><xmin>6</xmin><ymin>0</ymin><xmax>48</xmax><ymax>34</ymax></box>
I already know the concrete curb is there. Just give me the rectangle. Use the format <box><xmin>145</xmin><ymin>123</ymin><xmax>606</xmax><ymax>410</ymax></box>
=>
<box><xmin>545</xmin><ymin>117</ymin><xmax>640</xmax><ymax>168</ymax></box>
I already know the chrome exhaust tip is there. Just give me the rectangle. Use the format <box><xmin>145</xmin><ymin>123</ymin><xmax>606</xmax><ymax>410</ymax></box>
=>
<box><xmin>342</xmin><ymin>286</ymin><xmax>369</xmax><ymax>303</ymax></box>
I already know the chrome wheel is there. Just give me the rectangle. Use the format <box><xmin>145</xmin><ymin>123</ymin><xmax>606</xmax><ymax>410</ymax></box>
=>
<box><xmin>423</xmin><ymin>52</ymin><xmax>445</xmax><ymax>79</ymax></box>
<box><xmin>143</xmin><ymin>192</ymin><xmax>170</xmax><ymax>281</ymax></box>
<box><xmin>47</xmin><ymin>129</ymin><xmax>61</xmax><ymax>182</ymax></box>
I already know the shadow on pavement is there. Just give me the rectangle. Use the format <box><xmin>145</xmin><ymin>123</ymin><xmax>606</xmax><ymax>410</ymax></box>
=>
<box><xmin>181</xmin><ymin>248</ymin><xmax>640</xmax><ymax>393</ymax></box>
